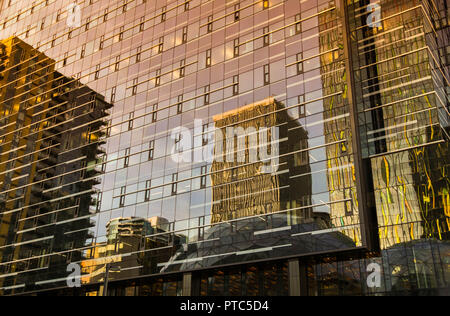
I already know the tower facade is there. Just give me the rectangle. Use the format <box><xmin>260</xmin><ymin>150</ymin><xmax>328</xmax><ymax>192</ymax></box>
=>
<box><xmin>0</xmin><ymin>0</ymin><xmax>448</xmax><ymax>296</ymax></box>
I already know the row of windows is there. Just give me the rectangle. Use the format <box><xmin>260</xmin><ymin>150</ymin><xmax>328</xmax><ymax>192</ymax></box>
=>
<box><xmin>5</xmin><ymin>0</ymin><xmax>333</xmax><ymax>86</ymax></box>
<box><xmin>4</xmin><ymin>0</ymin><xmax>283</xmax><ymax>50</ymax></box>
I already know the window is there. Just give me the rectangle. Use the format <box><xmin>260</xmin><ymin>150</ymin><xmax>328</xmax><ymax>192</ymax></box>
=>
<box><xmin>155</xmin><ymin>69</ymin><xmax>161</xmax><ymax>86</ymax></box>
<box><xmin>233</xmin><ymin>75</ymin><xmax>239</xmax><ymax>95</ymax></box>
<box><xmin>263</xmin><ymin>27</ymin><xmax>270</xmax><ymax>46</ymax></box>
<box><xmin>231</xmin><ymin>167</ymin><xmax>238</xmax><ymax>181</ymax></box>
<box><xmin>184</xmin><ymin>1</ymin><xmax>190</xmax><ymax>11</ymax></box>
<box><xmin>115</xmin><ymin>55</ymin><xmax>120</xmax><ymax>72</ymax></box>
<box><xmin>233</xmin><ymin>39</ymin><xmax>239</xmax><ymax>57</ymax></box>
<box><xmin>99</xmin><ymin>35</ymin><xmax>105</xmax><ymax>50</ymax></box>
<box><xmin>140</xmin><ymin>16</ymin><xmax>145</xmax><ymax>32</ymax></box>
<box><xmin>103</xmin><ymin>9</ymin><xmax>108</xmax><ymax>22</ymax></box>
<box><xmin>145</xmin><ymin>180</ymin><xmax>151</xmax><ymax>201</ymax></box>
<box><xmin>128</xmin><ymin>112</ymin><xmax>134</xmax><ymax>131</ymax></box>
<box><xmin>132</xmin><ymin>78</ymin><xmax>138</xmax><ymax>96</ymax></box>
<box><xmin>202</xmin><ymin>124</ymin><xmax>209</xmax><ymax>145</ymax></box>
<box><xmin>202</xmin><ymin>85</ymin><xmax>210</xmax><ymax>105</ymax></box>
<box><xmin>298</xmin><ymin>95</ymin><xmax>305</xmax><ymax>117</ymax></box>
<box><xmin>85</xmin><ymin>17</ymin><xmax>90</xmax><ymax>31</ymax></box>
<box><xmin>207</xmin><ymin>15</ymin><xmax>213</xmax><ymax>33</ymax></box>
<box><xmin>206</xmin><ymin>49</ymin><xmax>212</xmax><ymax>67</ymax></box>
<box><xmin>124</xmin><ymin>148</ymin><xmax>130</xmax><ymax>168</ymax></box>
<box><xmin>111</xmin><ymin>87</ymin><xmax>116</xmax><ymax>103</ymax></box>
<box><xmin>119</xmin><ymin>187</ymin><xmax>126</xmax><ymax>207</ymax></box>
<box><xmin>100</xmin><ymin>153</ymin><xmax>108</xmax><ymax>172</ymax></box>
<box><xmin>161</xmin><ymin>6</ymin><xmax>167</xmax><ymax>23</ymax></box>
<box><xmin>179</xmin><ymin>59</ymin><xmax>186</xmax><ymax>78</ymax></box>
<box><xmin>119</xmin><ymin>26</ymin><xmax>124</xmax><ymax>41</ymax></box>
<box><xmin>136</xmin><ymin>46</ymin><xmax>142</xmax><ymax>63</ymax></box>
<box><xmin>263</xmin><ymin>64</ymin><xmax>270</xmax><ymax>85</ymax></box>
<box><xmin>234</xmin><ymin>4</ymin><xmax>240</xmax><ymax>21</ymax></box>
<box><xmin>201</xmin><ymin>165</ymin><xmax>207</xmax><ymax>188</ymax></box>
<box><xmin>174</xmin><ymin>133</ymin><xmax>182</xmax><ymax>152</ymax></box>
<box><xmin>263</xmin><ymin>0</ymin><xmax>269</xmax><ymax>9</ymax></box>
<box><xmin>295</xmin><ymin>14</ymin><xmax>302</xmax><ymax>34</ymax></box>
<box><xmin>94</xmin><ymin>64</ymin><xmax>100</xmax><ymax>80</ymax></box>
<box><xmin>171</xmin><ymin>173</ymin><xmax>178</xmax><ymax>195</ymax></box>
<box><xmin>296</xmin><ymin>53</ymin><xmax>303</xmax><ymax>75</ymax></box>
<box><xmin>152</xmin><ymin>104</ymin><xmax>158</xmax><ymax>122</ymax></box>
<box><xmin>182</xmin><ymin>26</ymin><xmax>188</xmax><ymax>44</ymax></box>
<box><xmin>158</xmin><ymin>37</ymin><xmax>164</xmax><ymax>53</ymax></box>
<box><xmin>148</xmin><ymin>140</ymin><xmax>155</xmax><ymax>160</ymax></box>
<box><xmin>177</xmin><ymin>95</ymin><xmax>183</xmax><ymax>114</ymax></box>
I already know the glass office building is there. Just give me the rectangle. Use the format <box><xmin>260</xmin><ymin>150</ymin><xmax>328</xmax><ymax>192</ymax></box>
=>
<box><xmin>0</xmin><ymin>0</ymin><xmax>448</xmax><ymax>296</ymax></box>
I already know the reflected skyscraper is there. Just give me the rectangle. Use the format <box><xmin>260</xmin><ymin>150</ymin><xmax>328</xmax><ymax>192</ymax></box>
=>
<box><xmin>210</xmin><ymin>97</ymin><xmax>326</xmax><ymax>226</ymax></box>
<box><xmin>0</xmin><ymin>37</ymin><xmax>110</xmax><ymax>293</ymax></box>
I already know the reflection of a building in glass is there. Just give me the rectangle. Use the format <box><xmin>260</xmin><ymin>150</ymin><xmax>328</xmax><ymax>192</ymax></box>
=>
<box><xmin>159</xmin><ymin>99</ymin><xmax>356</xmax><ymax>272</ymax></box>
<box><xmin>348</xmin><ymin>0</ymin><xmax>450</xmax><ymax>250</ymax></box>
<box><xmin>318</xmin><ymin>6</ymin><xmax>362</xmax><ymax>246</ymax></box>
<box><xmin>211</xmin><ymin>97</ymin><xmax>330</xmax><ymax>227</ymax></box>
<box><xmin>0</xmin><ymin>37</ymin><xmax>110</xmax><ymax>293</ymax></box>
<box><xmin>82</xmin><ymin>216</ymin><xmax>186</xmax><ymax>284</ymax></box>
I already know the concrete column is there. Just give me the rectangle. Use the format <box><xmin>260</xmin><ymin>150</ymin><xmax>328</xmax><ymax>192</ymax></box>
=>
<box><xmin>289</xmin><ymin>259</ymin><xmax>301</xmax><ymax>296</ymax></box>
<box><xmin>182</xmin><ymin>272</ymin><xmax>192</xmax><ymax>296</ymax></box>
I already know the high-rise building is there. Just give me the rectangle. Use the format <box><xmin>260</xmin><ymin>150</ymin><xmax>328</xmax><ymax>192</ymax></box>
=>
<box><xmin>0</xmin><ymin>36</ymin><xmax>111</xmax><ymax>294</ymax></box>
<box><xmin>0</xmin><ymin>0</ymin><xmax>448</xmax><ymax>296</ymax></box>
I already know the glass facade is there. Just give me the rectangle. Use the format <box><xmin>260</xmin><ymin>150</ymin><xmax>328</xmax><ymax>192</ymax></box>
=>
<box><xmin>0</xmin><ymin>0</ymin><xmax>448</xmax><ymax>296</ymax></box>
